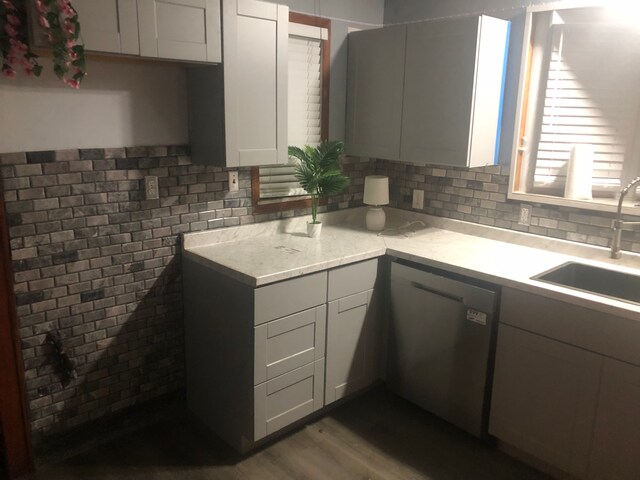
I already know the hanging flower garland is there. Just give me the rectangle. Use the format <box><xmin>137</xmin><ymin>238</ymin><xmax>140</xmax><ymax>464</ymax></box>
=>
<box><xmin>0</xmin><ymin>0</ymin><xmax>86</xmax><ymax>88</ymax></box>
<box><xmin>0</xmin><ymin>0</ymin><xmax>42</xmax><ymax>78</ymax></box>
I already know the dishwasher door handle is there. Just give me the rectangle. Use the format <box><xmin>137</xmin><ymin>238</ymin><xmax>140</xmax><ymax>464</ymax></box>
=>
<box><xmin>410</xmin><ymin>281</ymin><xmax>465</xmax><ymax>304</ymax></box>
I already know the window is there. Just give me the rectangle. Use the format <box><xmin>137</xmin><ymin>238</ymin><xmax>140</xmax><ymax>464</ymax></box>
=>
<box><xmin>251</xmin><ymin>13</ymin><xmax>330</xmax><ymax>214</ymax></box>
<box><xmin>509</xmin><ymin>5</ymin><xmax>640</xmax><ymax>213</ymax></box>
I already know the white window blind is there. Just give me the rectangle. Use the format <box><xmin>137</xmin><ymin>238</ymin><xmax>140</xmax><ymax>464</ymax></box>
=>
<box><xmin>533</xmin><ymin>23</ymin><xmax>640</xmax><ymax>192</ymax></box>
<box><xmin>258</xmin><ymin>28</ymin><xmax>325</xmax><ymax>200</ymax></box>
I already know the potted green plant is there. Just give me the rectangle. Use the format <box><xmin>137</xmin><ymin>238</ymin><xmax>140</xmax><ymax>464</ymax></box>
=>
<box><xmin>290</xmin><ymin>140</ymin><xmax>349</xmax><ymax>238</ymax></box>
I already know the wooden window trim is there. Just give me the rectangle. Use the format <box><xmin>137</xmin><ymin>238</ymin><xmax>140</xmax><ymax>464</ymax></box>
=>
<box><xmin>251</xmin><ymin>12</ymin><xmax>331</xmax><ymax>215</ymax></box>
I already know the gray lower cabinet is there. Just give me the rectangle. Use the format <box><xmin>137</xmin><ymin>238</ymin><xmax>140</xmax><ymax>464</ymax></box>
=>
<box><xmin>490</xmin><ymin>323</ymin><xmax>602</xmax><ymax>479</ymax></box>
<box><xmin>254</xmin><ymin>359</ymin><xmax>324</xmax><ymax>441</ymax></box>
<box><xmin>490</xmin><ymin>287</ymin><xmax>640</xmax><ymax>480</ymax></box>
<box><xmin>325</xmin><ymin>259</ymin><xmax>380</xmax><ymax>405</ymax></box>
<box><xmin>183</xmin><ymin>256</ymin><xmax>380</xmax><ymax>452</ymax></box>
<box><xmin>325</xmin><ymin>289</ymin><xmax>378</xmax><ymax>404</ymax></box>
<box><xmin>589</xmin><ymin>358</ymin><xmax>640</xmax><ymax>480</ymax></box>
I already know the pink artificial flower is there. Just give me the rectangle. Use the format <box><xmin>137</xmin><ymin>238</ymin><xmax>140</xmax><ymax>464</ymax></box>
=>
<box><xmin>9</xmin><ymin>38</ymin><xmax>28</xmax><ymax>54</ymax></box>
<box><xmin>2</xmin><ymin>0</ymin><xmax>16</xmax><ymax>11</ymax></box>
<box><xmin>35</xmin><ymin>0</ymin><xmax>47</xmax><ymax>13</ymax></box>
<box><xmin>57</xmin><ymin>0</ymin><xmax>75</xmax><ymax>18</ymax></box>
<box><xmin>4</xmin><ymin>23</ymin><xmax>18</xmax><ymax>37</ymax></box>
<box><xmin>2</xmin><ymin>67</ymin><xmax>17</xmax><ymax>78</ymax></box>
<box><xmin>7</xmin><ymin>14</ymin><xmax>20</xmax><ymax>26</ymax></box>
<box><xmin>65</xmin><ymin>39</ymin><xmax>75</xmax><ymax>49</ymax></box>
<box><xmin>64</xmin><ymin>21</ymin><xmax>75</xmax><ymax>36</ymax></box>
<box><xmin>69</xmin><ymin>51</ymin><xmax>78</xmax><ymax>61</ymax></box>
<box><xmin>38</xmin><ymin>15</ymin><xmax>50</xmax><ymax>29</ymax></box>
<box><xmin>64</xmin><ymin>78</ymin><xmax>80</xmax><ymax>89</ymax></box>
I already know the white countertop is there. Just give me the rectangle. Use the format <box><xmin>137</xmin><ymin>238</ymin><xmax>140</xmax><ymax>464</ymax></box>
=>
<box><xmin>183</xmin><ymin>207</ymin><xmax>640</xmax><ymax>321</ymax></box>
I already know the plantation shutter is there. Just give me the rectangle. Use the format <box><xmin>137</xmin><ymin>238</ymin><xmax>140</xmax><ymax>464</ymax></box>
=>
<box><xmin>533</xmin><ymin>23</ymin><xmax>640</xmax><ymax>192</ymax></box>
<box><xmin>258</xmin><ymin>24</ymin><xmax>327</xmax><ymax>199</ymax></box>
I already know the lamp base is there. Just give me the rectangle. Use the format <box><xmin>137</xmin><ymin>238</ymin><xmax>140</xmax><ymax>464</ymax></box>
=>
<box><xmin>366</xmin><ymin>207</ymin><xmax>386</xmax><ymax>231</ymax></box>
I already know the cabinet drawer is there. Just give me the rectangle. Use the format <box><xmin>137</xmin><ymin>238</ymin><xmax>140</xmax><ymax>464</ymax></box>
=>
<box><xmin>254</xmin><ymin>359</ymin><xmax>324</xmax><ymax>441</ymax></box>
<box><xmin>501</xmin><ymin>287</ymin><xmax>640</xmax><ymax>366</ymax></box>
<box><xmin>328</xmin><ymin>259</ymin><xmax>378</xmax><ymax>301</ymax></box>
<box><xmin>254</xmin><ymin>305</ymin><xmax>326</xmax><ymax>385</ymax></box>
<box><xmin>255</xmin><ymin>271</ymin><xmax>327</xmax><ymax>325</ymax></box>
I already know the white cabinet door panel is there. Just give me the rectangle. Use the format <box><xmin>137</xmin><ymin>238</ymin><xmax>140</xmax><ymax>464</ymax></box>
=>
<box><xmin>73</xmin><ymin>0</ymin><xmax>139</xmax><ymax>54</ymax></box>
<box><xmin>223</xmin><ymin>0</ymin><xmax>288</xmax><ymax>167</ymax></box>
<box><xmin>138</xmin><ymin>0</ymin><xmax>221</xmax><ymax>62</ymax></box>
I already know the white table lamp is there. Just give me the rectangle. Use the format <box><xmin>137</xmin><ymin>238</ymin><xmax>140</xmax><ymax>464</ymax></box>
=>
<box><xmin>363</xmin><ymin>175</ymin><xmax>389</xmax><ymax>231</ymax></box>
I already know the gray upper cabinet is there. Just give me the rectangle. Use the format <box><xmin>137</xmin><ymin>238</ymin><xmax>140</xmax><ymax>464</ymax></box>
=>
<box><xmin>72</xmin><ymin>0</ymin><xmax>139</xmax><ymax>55</ymax></box>
<box><xmin>138</xmin><ymin>0</ymin><xmax>221</xmax><ymax>62</ymax></box>
<box><xmin>32</xmin><ymin>0</ymin><xmax>221</xmax><ymax>62</ymax></box>
<box><xmin>345</xmin><ymin>15</ymin><xmax>508</xmax><ymax>167</ymax></box>
<box><xmin>345</xmin><ymin>25</ymin><xmax>407</xmax><ymax>161</ymax></box>
<box><xmin>187</xmin><ymin>0</ymin><xmax>289</xmax><ymax>167</ymax></box>
<box><xmin>401</xmin><ymin>15</ymin><xmax>509</xmax><ymax>167</ymax></box>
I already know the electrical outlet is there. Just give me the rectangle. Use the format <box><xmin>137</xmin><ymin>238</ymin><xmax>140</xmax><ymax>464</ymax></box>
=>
<box><xmin>518</xmin><ymin>204</ymin><xmax>532</xmax><ymax>226</ymax></box>
<box><xmin>412</xmin><ymin>189</ymin><xmax>424</xmax><ymax>210</ymax></box>
<box><xmin>144</xmin><ymin>176</ymin><xmax>159</xmax><ymax>200</ymax></box>
<box><xmin>228</xmin><ymin>170</ymin><xmax>239</xmax><ymax>192</ymax></box>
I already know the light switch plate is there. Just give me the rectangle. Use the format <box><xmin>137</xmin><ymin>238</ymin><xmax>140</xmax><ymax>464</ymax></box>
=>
<box><xmin>228</xmin><ymin>171</ymin><xmax>239</xmax><ymax>192</ymax></box>
<box><xmin>412</xmin><ymin>189</ymin><xmax>424</xmax><ymax>210</ymax></box>
<box><xmin>144</xmin><ymin>176</ymin><xmax>159</xmax><ymax>200</ymax></box>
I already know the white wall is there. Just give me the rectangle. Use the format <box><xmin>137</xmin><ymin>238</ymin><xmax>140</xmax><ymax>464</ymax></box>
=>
<box><xmin>0</xmin><ymin>57</ymin><xmax>188</xmax><ymax>153</ymax></box>
<box><xmin>0</xmin><ymin>0</ymin><xmax>383</xmax><ymax>154</ymax></box>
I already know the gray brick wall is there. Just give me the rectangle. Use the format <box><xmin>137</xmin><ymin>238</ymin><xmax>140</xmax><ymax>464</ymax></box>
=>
<box><xmin>376</xmin><ymin>160</ymin><xmax>640</xmax><ymax>254</ymax></box>
<box><xmin>0</xmin><ymin>146</ymin><xmax>371</xmax><ymax>443</ymax></box>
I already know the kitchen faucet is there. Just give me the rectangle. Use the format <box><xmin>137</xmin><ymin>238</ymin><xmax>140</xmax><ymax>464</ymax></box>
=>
<box><xmin>610</xmin><ymin>176</ymin><xmax>640</xmax><ymax>259</ymax></box>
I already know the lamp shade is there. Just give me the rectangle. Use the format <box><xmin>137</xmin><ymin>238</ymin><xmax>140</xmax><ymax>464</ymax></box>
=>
<box><xmin>363</xmin><ymin>175</ymin><xmax>389</xmax><ymax>206</ymax></box>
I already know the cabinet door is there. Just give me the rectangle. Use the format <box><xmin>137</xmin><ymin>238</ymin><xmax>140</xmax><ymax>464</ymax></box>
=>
<box><xmin>345</xmin><ymin>25</ymin><xmax>406</xmax><ymax>161</ymax></box>
<box><xmin>589</xmin><ymin>358</ymin><xmax>640</xmax><ymax>480</ymax></box>
<box><xmin>138</xmin><ymin>0</ymin><xmax>221</xmax><ymax>62</ymax></box>
<box><xmin>490</xmin><ymin>324</ymin><xmax>602</xmax><ymax>479</ymax></box>
<box><xmin>254</xmin><ymin>359</ymin><xmax>324</xmax><ymax>441</ymax></box>
<box><xmin>34</xmin><ymin>0</ymin><xmax>139</xmax><ymax>54</ymax></box>
<box><xmin>325</xmin><ymin>289</ymin><xmax>378</xmax><ymax>405</ymax></box>
<box><xmin>400</xmin><ymin>17</ymin><xmax>478</xmax><ymax>166</ymax></box>
<box><xmin>223</xmin><ymin>0</ymin><xmax>288</xmax><ymax>167</ymax></box>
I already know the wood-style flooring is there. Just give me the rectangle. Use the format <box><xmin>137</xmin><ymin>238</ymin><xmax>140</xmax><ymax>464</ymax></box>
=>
<box><xmin>26</xmin><ymin>389</ymin><xmax>549</xmax><ymax>480</ymax></box>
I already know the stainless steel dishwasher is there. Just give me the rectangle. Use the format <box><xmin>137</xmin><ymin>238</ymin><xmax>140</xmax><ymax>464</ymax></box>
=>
<box><xmin>387</xmin><ymin>259</ymin><xmax>499</xmax><ymax>438</ymax></box>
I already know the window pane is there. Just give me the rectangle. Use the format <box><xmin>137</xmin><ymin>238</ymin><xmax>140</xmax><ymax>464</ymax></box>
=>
<box><xmin>258</xmin><ymin>31</ymin><xmax>324</xmax><ymax>200</ymax></box>
<box><xmin>531</xmin><ymin>18</ymin><xmax>640</xmax><ymax>196</ymax></box>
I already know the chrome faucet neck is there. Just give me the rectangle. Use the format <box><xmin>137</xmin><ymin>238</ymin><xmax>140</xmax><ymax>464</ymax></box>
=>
<box><xmin>610</xmin><ymin>176</ymin><xmax>640</xmax><ymax>259</ymax></box>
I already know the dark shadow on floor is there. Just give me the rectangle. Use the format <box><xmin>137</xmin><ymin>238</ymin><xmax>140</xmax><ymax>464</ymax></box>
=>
<box><xmin>27</xmin><ymin>388</ymin><xmax>550</xmax><ymax>480</ymax></box>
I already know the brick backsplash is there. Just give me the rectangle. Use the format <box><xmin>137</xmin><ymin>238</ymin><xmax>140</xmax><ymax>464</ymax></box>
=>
<box><xmin>0</xmin><ymin>146</ymin><xmax>371</xmax><ymax>443</ymax></box>
<box><xmin>3</xmin><ymin>145</ymin><xmax>639</xmax><ymax>444</ymax></box>
<box><xmin>376</xmin><ymin>160</ymin><xmax>640</xmax><ymax>254</ymax></box>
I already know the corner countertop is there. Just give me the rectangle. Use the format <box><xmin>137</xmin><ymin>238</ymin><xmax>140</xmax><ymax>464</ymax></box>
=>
<box><xmin>183</xmin><ymin>207</ymin><xmax>640</xmax><ymax>321</ymax></box>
